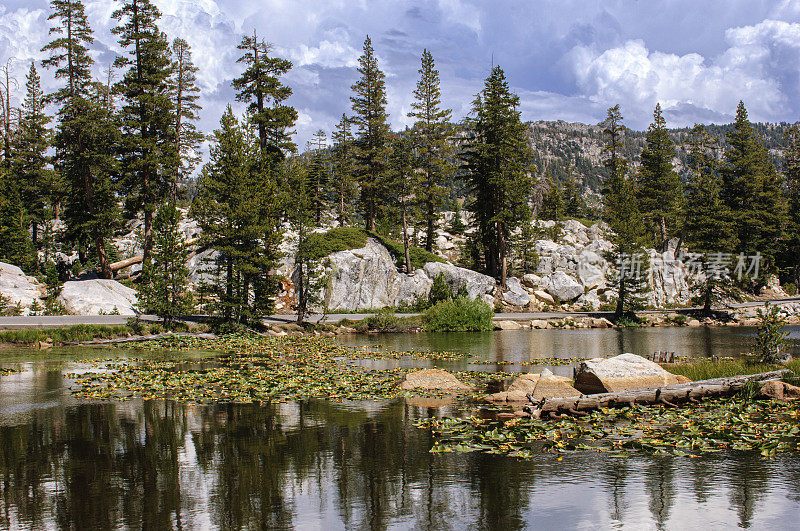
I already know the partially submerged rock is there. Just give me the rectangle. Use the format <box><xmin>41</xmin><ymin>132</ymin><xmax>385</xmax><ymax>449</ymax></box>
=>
<box><xmin>494</xmin><ymin>320</ymin><xmax>523</xmax><ymax>331</ymax></box>
<box><xmin>398</xmin><ymin>369</ymin><xmax>472</xmax><ymax>391</ymax></box>
<box><xmin>757</xmin><ymin>380</ymin><xmax>800</xmax><ymax>401</ymax></box>
<box><xmin>58</xmin><ymin>279</ymin><xmax>139</xmax><ymax>315</ymax></box>
<box><xmin>484</xmin><ymin>369</ymin><xmax>580</xmax><ymax>403</ymax></box>
<box><xmin>573</xmin><ymin>353</ymin><xmax>687</xmax><ymax>394</ymax></box>
<box><xmin>530</xmin><ymin>369</ymin><xmax>581</xmax><ymax>400</ymax></box>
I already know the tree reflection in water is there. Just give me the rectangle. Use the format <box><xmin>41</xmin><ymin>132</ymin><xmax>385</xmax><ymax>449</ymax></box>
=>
<box><xmin>0</xmin><ymin>369</ymin><xmax>799</xmax><ymax>529</ymax></box>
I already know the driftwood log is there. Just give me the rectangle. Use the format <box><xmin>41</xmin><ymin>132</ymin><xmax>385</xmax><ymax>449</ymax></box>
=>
<box><xmin>526</xmin><ymin>370</ymin><xmax>788</xmax><ymax>419</ymax></box>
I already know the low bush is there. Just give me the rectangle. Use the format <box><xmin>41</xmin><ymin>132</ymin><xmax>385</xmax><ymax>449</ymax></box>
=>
<box><xmin>367</xmin><ymin>231</ymin><xmax>445</xmax><ymax>270</ymax></box>
<box><xmin>301</xmin><ymin>227</ymin><xmax>368</xmax><ymax>261</ymax></box>
<box><xmin>360</xmin><ymin>309</ymin><xmax>404</xmax><ymax>333</ymax></box>
<box><xmin>423</xmin><ymin>296</ymin><xmax>493</xmax><ymax>332</ymax></box>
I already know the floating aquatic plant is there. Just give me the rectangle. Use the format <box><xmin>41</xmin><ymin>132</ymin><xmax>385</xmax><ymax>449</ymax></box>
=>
<box><xmin>416</xmin><ymin>397</ymin><xmax>800</xmax><ymax>458</ymax></box>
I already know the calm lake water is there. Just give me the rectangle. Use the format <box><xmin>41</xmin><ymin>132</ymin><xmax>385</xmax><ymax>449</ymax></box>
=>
<box><xmin>0</xmin><ymin>328</ymin><xmax>799</xmax><ymax>530</ymax></box>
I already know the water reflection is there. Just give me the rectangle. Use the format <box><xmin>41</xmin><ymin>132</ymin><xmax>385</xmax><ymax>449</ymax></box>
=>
<box><xmin>340</xmin><ymin>326</ymin><xmax>800</xmax><ymax>362</ymax></box>
<box><xmin>0</xmin><ymin>367</ymin><xmax>798</xmax><ymax>529</ymax></box>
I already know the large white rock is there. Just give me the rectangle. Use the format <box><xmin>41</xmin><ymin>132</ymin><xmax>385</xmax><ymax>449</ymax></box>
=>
<box><xmin>323</xmin><ymin>238</ymin><xmax>405</xmax><ymax>310</ymax></box>
<box><xmin>422</xmin><ymin>261</ymin><xmax>495</xmax><ymax>300</ymax></box>
<box><xmin>543</xmin><ymin>271</ymin><xmax>583</xmax><ymax>302</ymax></box>
<box><xmin>574</xmin><ymin>353</ymin><xmax>687</xmax><ymax>394</ymax></box>
<box><xmin>521</xmin><ymin>273</ymin><xmax>541</xmax><ymax>288</ymax></box>
<box><xmin>577</xmin><ymin>262</ymin><xmax>605</xmax><ymax>290</ymax></box>
<box><xmin>58</xmin><ymin>279</ymin><xmax>139</xmax><ymax>315</ymax></box>
<box><xmin>0</xmin><ymin>262</ymin><xmax>45</xmax><ymax>314</ymax></box>
<box><xmin>502</xmin><ymin>277</ymin><xmax>530</xmax><ymax>306</ymax></box>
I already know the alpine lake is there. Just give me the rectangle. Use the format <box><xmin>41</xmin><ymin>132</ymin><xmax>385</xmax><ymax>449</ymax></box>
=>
<box><xmin>1</xmin><ymin>326</ymin><xmax>799</xmax><ymax>529</ymax></box>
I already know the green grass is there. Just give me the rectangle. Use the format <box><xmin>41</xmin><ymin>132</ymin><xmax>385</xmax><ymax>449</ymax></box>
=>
<box><xmin>663</xmin><ymin>358</ymin><xmax>800</xmax><ymax>382</ymax></box>
<box><xmin>0</xmin><ymin>324</ymin><xmax>135</xmax><ymax>345</ymax></box>
<box><xmin>423</xmin><ymin>296</ymin><xmax>494</xmax><ymax>332</ymax></box>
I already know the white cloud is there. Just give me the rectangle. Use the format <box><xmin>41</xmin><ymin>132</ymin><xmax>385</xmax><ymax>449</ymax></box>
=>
<box><xmin>566</xmin><ymin>19</ymin><xmax>800</xmax><ymax>127</ymax></box>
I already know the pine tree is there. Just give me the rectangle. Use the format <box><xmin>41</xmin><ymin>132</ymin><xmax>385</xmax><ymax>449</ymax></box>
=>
<box><xmin>408</xmin><ymin>49</ymin><xmax>453</xmax><ymax>251</ymax></box>
<box><xmin>170</xmin><ymin>38</ymin><xmax>203</xmax><ymax>200</ymax></box>
<box><xmin>721</xmin><ymin>102</ymin><xmax>788</xmax><ymax>276</ymax></box>
<box><xmin>636</xmin><ymin>103</ymin><xmax>682</xmax><ymax>251</ymax></box>
<box><xmin>0</xmin><ymin>62</ymin><xmax>15</xmax><ymax>166</ymax></box>
<box><xmin>139</xmin><ymin>203</ymin><xmax>192</xmax><ymax>328</ymax></box>
<box><xmin>601</xmin><ymin>105</ymin><xmax>649</xmax><ymax>319</ymax></box>
<box><xmin>12</xmin><ymin>62</ymin><xmax>53</xmax><ymax>248</ymax></box>
<box><xmin>539</xmin><ymin>174</ymin><xmax>564</xmax><ymax>221</ymax></box>
<box><xmin>780</xmin><ymin>124</ymin><xmax>800</xmax><ymax>287</ymax></box>
<box><xmin>684</xmin><ymin>124</ymin><xmax>736</xmax><ymax>314</ymax></box>
<box><xmin>562</xmin><ymin>169</ymin><xmax>584</xmax><ymax>219</ymax></box>
<box><xmin>43</xmin><ymin>0</ymin><xmax>117</xmax><ymax>278</ymax></box>
<box><xmin>305</xmin><ymin>129</ymin><xmax>329</xmax><ymax>223</ymax></box>
<box><xmin>191</xmin><ymin>107</ymin><xmax>279</xmax><ymax>323</ymax></box>
<box><xmin>331</xmin><ymin>114</ymin><xmax>357</xmax><ymax>226</ymax></box>
<box><xmin>388</xmin><ymin>133</ymin><xmax>418</xmax><ymax>273</ymax></box>
<box><xmin>112</xmin><ymin>0</ymin><xmax>176</xmax><ymax>265</ymax></box>
<box><xmin>284</xmin><ymin>159</ymin><xmax>321</xmax><ymax>324</ymax></box>
<box><xmin>0</xmin><ymin>167</ymin><xmax>36</xmax><ymax>271</ymax></box>
<box><xmin>350</xmin><ymin>36</ymin><xmax>391</xmax><ymax>231</ymax></box>
<box><xmin>462</xmin><ymin>66</ymin><xmax>534</xmax><ymax>286</ymax></box>
<box><xmin>233</xmin><ymin>30</ymin><xmax>297</xmax><ymax>161</ymax></box>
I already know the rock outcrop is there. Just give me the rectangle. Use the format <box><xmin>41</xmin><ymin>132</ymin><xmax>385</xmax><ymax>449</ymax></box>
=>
<box><xmin>573</xmin><ymin>353</ymin><xmax>687</xmax><ymax>394</ymax></box>
<box><xmin>542</xmin><ymin>271</ymin><xmax>584</xmax><ymax>302</ymax></box>
<box><xmin>58</xmin><ymin>279</ymin><xmax>139</xmax><ymax>315</ymax></box>
<box><xmin>305</xmin><ymin>238</ymin><xmax>495</xmax><ymax>312</ymax></box>
<box><xmin>0</xmin><ymin>262</ymin><xmax>45</xmax><ymax>314</ymax></box>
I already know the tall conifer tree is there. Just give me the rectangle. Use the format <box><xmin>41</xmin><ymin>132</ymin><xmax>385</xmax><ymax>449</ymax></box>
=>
<box><xmin>781</xmin><ymin>124</ymin><xmax>800</xmax><ymax>287</ymax></box>
<box><xmin>192</xmin><ymin>107</ymin><xmax>279</xmax><ymax>322</ymax></box>
<box><xmin>13</xmin><ymin>62</ymin><xmax>52</xmax><ymax>247</ymax></box>
<box><xmin>43</xmin><ymin>0</ymin><xmax>117</xmax><ymax>277</ymax></box>
<box><xmin>462</xmin><ymin>66</ymin><xmax>534</xmax><ymax>286</ymax></box>
<box><xmin>112</xmin><ymin>0</ymin><xmax>175</xmax><ymax>264</ymax></box>
<box><xmin>601</xmin><ymin>105</ymin><xmax>649</xmax><ymax>319</ymax></box>
<box><xmin>721</xmin><ymin>101</ymin><xmax>787</xmax><ymax>275</ymax></box>
<box><xmin>684</xmin><ymin>124</ymin><xmax>736</xmax><ymax>314</ymax></box>
<box><xmin>408</xmin><ymin>49</ymin><xmax>453</xmax><ymax>251</ymax></box>
<box><xmin>233</xmin><ymin>30</ymin><xmax>297</xmax><ymax>161</ymax></box>
<box><xmin>331</xmin><ymin>114</ymin><xmax>357</xmax><ymax>226</ymax></box>
<box><xmin>170</xmin><ymin>38</ymin><xmax>203</xmax><ymax>200</ymax></box>
<box><xmin>636</xmin><ymin>103</ymin><xmax>682</xmax><ymax>251</ymax></box>
<box><xmin>350</xmin><ymin>36</ymin><xmax>391</xmax><ymax>231</ymax></box>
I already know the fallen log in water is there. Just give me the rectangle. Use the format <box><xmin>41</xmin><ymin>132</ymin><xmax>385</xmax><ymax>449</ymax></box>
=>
<box><xmin>63</xmin><ymin>332</ymin><xmax>216</xmax><ymax>346</ymax></box>
<box><xmin>526</xmin><ymin>370</ymin><xmax>789</xmax><ymax>419</ymax></box>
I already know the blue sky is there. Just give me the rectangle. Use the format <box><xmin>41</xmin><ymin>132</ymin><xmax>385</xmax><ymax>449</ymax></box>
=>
<box><xmin>2</xmin><ymin>0</ymin><xmax>800</xmax><ymax>150</ymax></box>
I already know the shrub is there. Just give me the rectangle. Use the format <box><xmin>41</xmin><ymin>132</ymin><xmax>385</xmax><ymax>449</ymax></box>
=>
<box><xmin>784</xmin><ymin>282</ymin><xmax>797</xmax><ymax>296</ymax></box>
<box><xmin>360</xmin><ymin>309</ymin><xmax>402</xmax><ymax>332</ymax></box>
<box><xmin>423</xmin><ymin>296</ymin><xmax>493</xmax><ymax>332</ymax></box>
<box><xmin>428</xmin><ymin>273</ymin><xmax>454</xmax><ymax>305</ymax></box>
<box><xmin>302</xmin><ymin>227</ymin><xmax>368</xmax><ymax>261</ymax></box>
<box><xmin>368</xmin><ymin>231</ymin><xmax>445</xmax><ymax>270</ymax></box>
<box><xmin>755</xmin><ymin>303</ymin><xmax>788</xmax><ymax>363</ymax></box>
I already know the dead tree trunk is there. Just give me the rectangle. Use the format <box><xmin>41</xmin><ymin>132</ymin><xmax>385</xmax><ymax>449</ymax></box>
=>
<box><xmin>527</xmin><ymin>370</ymin><xmax>788</xmax><ymax>419</ymax></box>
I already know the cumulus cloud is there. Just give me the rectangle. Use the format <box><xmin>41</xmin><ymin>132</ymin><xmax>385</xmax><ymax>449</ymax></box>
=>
<box><xmin>566</xmin><ymin>19</ymin><xmax>800</xmax><ymax>128</ymax></box>
<box><xmin>1</xmin><ymin>0</ymin><xmax>799</xmax><ymax>148</ymax></box>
